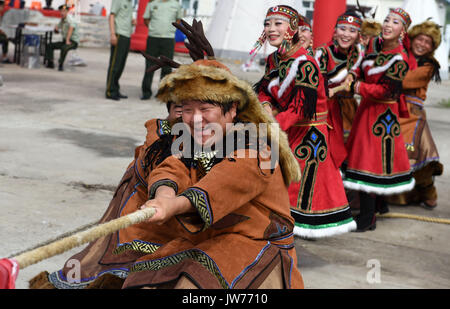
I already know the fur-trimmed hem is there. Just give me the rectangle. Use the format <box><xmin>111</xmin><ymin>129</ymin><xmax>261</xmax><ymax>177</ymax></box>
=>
<box><xmin>367</xmin><ymin>54</ymin><xmax>404</xmax><ymax>76</ymax></box>
<box><xmin>278</xmin><ymin>55</ymin><xmax>307</xmax><ymax>97</ymax></box>
<box><xmin>343</xmin><ymin>178</ymin><xmax>416</xmax><ymax>195</ymax></box>
<box><xmin>293</xmin><ymin>220</ymin><xmax>357</xmax><ymax>239</ymax></box>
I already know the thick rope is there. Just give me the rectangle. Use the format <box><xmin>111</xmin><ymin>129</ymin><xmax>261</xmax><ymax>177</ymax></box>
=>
<box><xmin>9</xmin><ymin>209</ymin><xmax>448</xmax><ymax>269</ymax></box>
<box><xmin>8</xmin><ymin>220</ymin><xmax>99</xmax><ymax>259</ymax></box>
<box><xmin>378</xmin><ymin>212</ymin><xmax>450</xmax><ymax>225</ymax></box>
<box><xmin>11</xmin><ymin>207</ymin><xmax>156</xmax><ymax>269</ymax></box>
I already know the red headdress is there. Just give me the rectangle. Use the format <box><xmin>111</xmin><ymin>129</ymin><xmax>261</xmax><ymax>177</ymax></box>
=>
<box><xmin>336</xmin><ymin>12</ymin><xmax>363</xmax><ymax>31</ymax></box>
<box><xmin>389</xmin><ymin>8</ymin><xmax>412</xmax><ymax>30</ymax></box>
<box><xmin>250</xmin><ymin>5</ymin><xmax>301</xmax><ymax>55</ymax></box>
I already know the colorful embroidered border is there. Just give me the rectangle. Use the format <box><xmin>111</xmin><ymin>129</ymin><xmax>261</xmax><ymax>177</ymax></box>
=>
<box><xmin>404</xmin><ymin>113</ymin><xmax>422</xmax><ymax>152</ymax></box>
<box><xmin>295</xmin><ymin>60</ymin><xmax>320</xmax><ymax>89</ymax></box>
<box><xmin>294</xmin><ymin>127</ymin><xmax>327</xmax><ymax>212</ymax></box>
<box><xmin>48</xmin><ymin>268</ymin><xmax>129</xmax><ymax>289</ymax></box>
<box><xmin>344</xmin><ymin>168</ymin><xmax>413</xmax><ymax>185</ymax></box>
<box><xmin>148</xmin><ymin>179</ymin><xmax>178</xmax><ymax>199</ymax></box>
<box><xmin>389</xmin><ymin>8</ymin><xmax>411</xmax><ymax>29</ymax></box>
<box><xmin>130</xmin><ymin>249</ymin><xmax>229</xmax><ymax>289</ymax></box>
<box><xmin>294</xmin><ymin>111</ymin><xmax>328</xmax><ymax>127</ymax></box>
<box><xmin>291</xmin><ymin>206</ymin><xmax>356</xmax><ymax>238</ymax></box>
<box><xmin>266</xmin><ymin>6</ymin><xmax>298</xmax><ymax>23</ymax></box>
<box><xmin>343</xmin><ymin>169</ymin><xmax>415</xmax><ymax>194</ymax></box>
<box><xmin>114</xmin><ymin>239</ymin><xmax>162</xmax><ymax>255</ymax></box>
<box><xmin>157</xmin><ymin>119</ymin><xmax>171</xmax><ymax>136</ymax></box>
<box><xmin>372</xmin><ymin>107</ymin><xmax>401</xmax><ymax>174</ymax></box>
<box><xmin>179</xmin><ymin>187</ymin><xmax>213</xmax><ymax>231</ymax></box>
<box><xmin>405</xmin><ymin>95</ymin><xmax>424</xmax><ymax>108</ymax></box>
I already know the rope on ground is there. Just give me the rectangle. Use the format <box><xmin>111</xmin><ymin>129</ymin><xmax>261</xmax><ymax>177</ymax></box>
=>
<box><xmin>10</xmin><ymin>207</ymin><xmax>156</xmax><ymax>269</ymax></box>
<box><xmin>378</xmin><ymin>212</ymin><xmax>450</xmax><ymax>225</ymax></box>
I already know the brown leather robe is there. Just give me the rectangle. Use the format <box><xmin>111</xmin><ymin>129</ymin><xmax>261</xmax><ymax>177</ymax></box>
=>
<box><xmin>120</xmin><ymin>148</ymin><xmax>304</xmax><ymax>289</ymax></box>
<box><xmin>37</xmin><ymin>119</ymin><xmax>173</xmax><ymax>288</ymax></box>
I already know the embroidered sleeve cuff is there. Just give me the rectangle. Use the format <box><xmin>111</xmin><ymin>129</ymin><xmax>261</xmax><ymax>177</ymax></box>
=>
<box><xmin>148</xmin><ymin>179</ymin><xmax>178</xmax><ymax>199</ymax></box>
<box><xmin>157</xmin><ymin>119</ymin><xmax>171</xmax><ymax>136</ymax></box>
<box><xmin>178</xmin><ymin>187</ymin><xmax>213</xmax><ymax>233</ymax></box>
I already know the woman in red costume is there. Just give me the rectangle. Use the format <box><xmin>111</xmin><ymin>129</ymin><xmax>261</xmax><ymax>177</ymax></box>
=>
<box><xmin>314</xmin><ymin>10</ymin><xmax>365</xmax><ymax>168</ymax></box>
<box><xmin>342</xmin><ymin>8</ymin><xmax>416</xmax><ymax>231</ymax></box>
<box><xmin>253</xmin><ymin>5</ymin><xmax>356</xmax><ymax>239</ymax></box>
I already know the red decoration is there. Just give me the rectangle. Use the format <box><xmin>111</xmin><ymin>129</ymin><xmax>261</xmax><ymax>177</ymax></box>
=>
<box><xmin>312</xmin><ymin>0</ymin><xmax>346</xmax><ymax>49</ymax></box>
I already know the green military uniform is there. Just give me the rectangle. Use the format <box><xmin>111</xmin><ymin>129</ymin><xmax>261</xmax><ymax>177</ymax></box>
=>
<box><xmin>106</xmin><ymin>0</ymin><xmax>134</xmax><ymax>99</ymax></box>
<box><xmin>45</xmin><ymin>14</ymin><xmax>80</xmax><ymax>70</ymax></box>
<box><xmin>141</xmin><ymin>0</ymin><xmax>183</xmax><ymax>99</ymax></box>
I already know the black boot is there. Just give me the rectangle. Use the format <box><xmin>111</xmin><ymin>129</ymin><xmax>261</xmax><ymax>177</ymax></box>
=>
<box><xmin>58</xmin><ymin>63</ymin><xmax>64</xmax><ymax>71</ymax></box>
<box><xmin>376</xmin><ymin>196</ymin><xmax>389</xmax><ymax>214</ymax></box>
<box><xmin>46</xmin><ymin>61</ymin><xmax>55</xmax><ymax>69</ymax></box>
<box><xmin>354</xmin><ymin>192</ymin><xmax>377</xmax><ymax>232</ymax></box>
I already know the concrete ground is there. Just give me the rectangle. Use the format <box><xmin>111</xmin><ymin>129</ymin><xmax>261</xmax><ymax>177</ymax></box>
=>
<box><xmin>0</xmin><ymin>47</ymin><xmax>449</xmax><ymax>289</ymax></box>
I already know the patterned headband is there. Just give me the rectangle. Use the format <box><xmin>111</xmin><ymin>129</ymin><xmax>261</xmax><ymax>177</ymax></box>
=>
<box><xmin>336</xmin><ymin>14</ymin><xmax>362</xmax><ymax>30</ymax></box>
<box><xmin>389</xmin><ymin>8</ymin><xmax>412</xmax><ymax>29</ymax></box>
<box><xmin>251</xmin><ymin>6</ymin><xmax>300</xmax><ymax>55</ymax></box>
<box><xmin>265</xmin><ymin>6</ymin><xmax>300</xmax><ymax>31</ymax></box>
<box><xmin>299</xmin><ymin>16</ymin><xmax>312</xmax><ymax>31</ymax></box>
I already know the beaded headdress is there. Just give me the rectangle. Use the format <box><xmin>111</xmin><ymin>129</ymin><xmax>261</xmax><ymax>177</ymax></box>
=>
<box><xmin>336</xmin><ymin>13</ymin><xmax>362</xmax><ymax>31</ymax></box>
<box><xmin>389</xmin><ymin>8</ymin><xmax>412</xmax><ymax>30</ymax></box>
<box><xmin>250</xmin><ymin>5</ymin><xmax>301</xmax><ymax>55</ymax></box>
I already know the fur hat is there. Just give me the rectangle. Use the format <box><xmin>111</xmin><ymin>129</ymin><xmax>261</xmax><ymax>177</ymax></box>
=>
<box><xmin>156</xmin><ymin>60</ymin><xmax>301</xmax><ymax>185</ymax></box>
<box><xmin>408</xmin><ymin>19</ymin><xmax>442</xmax><ymax>53</ymax></box>
<box><xmin>361</xmin><ymin>20</ymin><xmax>382</xmax><ymax>37</ymax></box>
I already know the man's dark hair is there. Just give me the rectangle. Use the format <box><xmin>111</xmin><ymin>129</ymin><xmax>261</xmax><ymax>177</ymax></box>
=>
<box><xmin>203</xmin><ymin>100</ymin><xmax>237</xmax><ymax>115</ymax></box>
<box><xmin>58</xmin><ymin>4</ymin><xmax>68</xmax><ymax>10</ymax></box>
<box><xmin>0</xmin><ymin>1</ymin><xmax>5</xmax><ymax>6</ymax></box>
<box><xmin>166</xmin><ymin>101</ymin><xmax>173</xmax><ymax>112</ymax></box>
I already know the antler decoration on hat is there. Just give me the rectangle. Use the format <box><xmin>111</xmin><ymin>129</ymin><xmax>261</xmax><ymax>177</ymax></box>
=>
<box><xmin>141</xmin><ymin>52</ymin><xmax>181</xmax><ymax>74</ymax></box>
<box><xmin>141</xmin><ymin>18</ymin><xmax>217</xmax><ymax>74</ymax></box>
<box><xmin>356</xmin><ymin>0</ymin><xmax>377</xmax><ymax>19</ymax></box>
<box><xmin>173</xmin><ymin>19</ymin><xmax>215</xmax><ymax>60</ymax></box>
